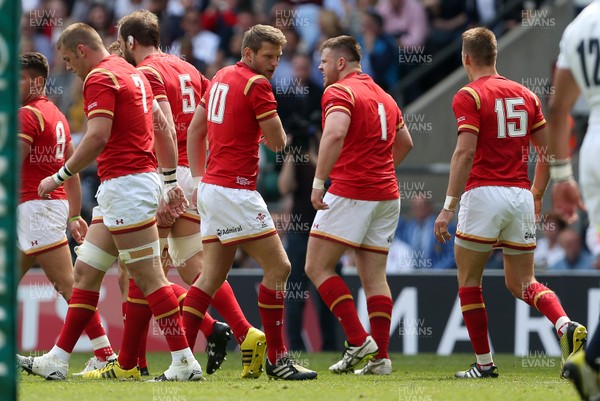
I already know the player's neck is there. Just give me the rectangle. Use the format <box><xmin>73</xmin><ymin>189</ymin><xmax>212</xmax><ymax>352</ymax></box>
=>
<box><xmin>138</xmin><ymin>47</ymin><xmax>160</xmax><ymax>63</ymax></box>
<box><xmin>338</xmin><ymin>66</ymin><xmax>361</xmax><ymax>81</ymax></box>
<box><xmin>469</xmin><ymin>67</ymin><xmax>498</xmax><ymax>82</ymax></box>
<box><xmin>23</xmin><ymin>92</ymin><xmax>44</xmax><ymax>105</ymax></box>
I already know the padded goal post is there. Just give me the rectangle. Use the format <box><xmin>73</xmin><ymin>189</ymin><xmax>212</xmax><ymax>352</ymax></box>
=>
<box><xmin>0</xmin><ymin>0</ymin><xmax>20</xmax><ymax>399</ymax></box>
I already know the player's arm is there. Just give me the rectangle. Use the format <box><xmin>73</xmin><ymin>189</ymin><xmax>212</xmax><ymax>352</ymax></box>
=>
<box><xmin>187</xmin><ymin>104</ymin><xmax>208</xmax><ymax>181</ymax></box>
<box><xmin>153</xmin><ymin>100</ymin><xmax>178</xmax><ymax>169</ymax></box>
<box><xmin>19</xmin><ymin>142</ymin><xmax>31</xmax><ymax>165</ymax></box>
<box><xmin>158</xmin><ymin>100</ymin><xmax>177</xmax><ymax>154</ymax></box>
<box><xmin>393</xmin><ymin>124</ymin><xmax>413</xmax><ymax>167</ymax></box>
<box><xmin>259</xmin><ymin>115</ymin><xmax>286</xmax><ymax>152</ymax></box>
<box><xmin>547</xmin><ymin>67</ymin><xmax>585</xmax><ymax>222</ymax></box>
<box><xmin>530</xmin><ymin>127</ymin><xmax>551</xmax><ymax>220</ymax></box>
<box><xmin>38</xmin><ymin>116</ymin><xmax>112</xmax><ymax>197</ymax></box>
<box><xmin>434</xmin><ymin>131</ymin><xmax>477</xmax><ymax>243</ymax></box>
<box><xmin>311</xmin><ymin>111</ymin><xmax>351</xmax><ymax>210</ymax></box>
<box><xmin>62</xmin><ymin>142</ymin><xmax>87</xmax><ymax>243</ymax></box>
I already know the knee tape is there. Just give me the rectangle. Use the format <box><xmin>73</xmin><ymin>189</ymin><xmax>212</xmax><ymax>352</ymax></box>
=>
<box><xmin>168</xmin><ymin>233</ymin><xmax>202</xmax><ymax>265</ymax></box>
<box><xmin>75</xmin><ymin>241</ymin><xmax>118</xmax><ymax>272</ymax></box>
<box><xmin>119</xmin><ymin>240</ymin><xmax>161</xmax><ymax>264</ymax></box>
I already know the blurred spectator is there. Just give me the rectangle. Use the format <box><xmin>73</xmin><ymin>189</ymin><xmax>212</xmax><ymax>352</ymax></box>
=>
<box><xmin>550</xmin><ymin>229</ymin><xmax>595</xmax><ymax>270</ymax></box>
<box><xmin>386</xmin><ymin>238</ymin><xmax>414</xmax><ymax>272</ymax></box>
<box><xmin>422</xmin><ymin>0</ymin><xmax>467</xmax><ymax>55</ymax></box>
<box><xmin>375</xmin><ymin>0</ymin><xmax>428</xmax><ymax>48</ymax></box>
<box><xmin>395</xmin><ymin>196</ymin><xmax>456</xmax><ymax>269</ymax></box>
<box><xmin>271</xmin><ymin>29</ymin><xmax>303</xmax><ymax>91</ymax></box>
<box><xmin>358</xmin><ymin>9</ymin><xmax>398</xmax><ymax>91</ymax></box>
<box><xmin>170</xmin><ymin>8</ymin><xmax>221</xmax><ymax>73</ymax></box>
<box><xmin>341</xmin><ymin>0</ymin><xmax>377</xmax><ymax>38</ymax></box>
<box><xmin>534</xmin><ymin>213</ymin><xmax>567</xmax><ymax>270</ymax></box>
<box><xmin>114</xmin><ymin>0</ymin><xmax>149</xmax><ymax>20</ymax></box>
<box><xmin>85</xmin><ymin>2</ymin><xmax>116</xmax><ymax>45</ymax></box>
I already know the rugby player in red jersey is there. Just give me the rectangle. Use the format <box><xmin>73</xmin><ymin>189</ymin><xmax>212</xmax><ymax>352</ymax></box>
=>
<box><xmin>434</xmin><ymin>27</ymin><xmax>586</xmax><ymax>379</ymax></box>
<box><xmin>305</xmin><ymin>35</ymin><xmax>413</xmax><ymax>375</ymax></box>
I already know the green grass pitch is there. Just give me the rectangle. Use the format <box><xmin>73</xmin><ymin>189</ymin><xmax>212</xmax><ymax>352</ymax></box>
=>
<box><xmin>18</xmin><ymin>352</ymin><xmax>579</xmax><ymax>401</ymax></box>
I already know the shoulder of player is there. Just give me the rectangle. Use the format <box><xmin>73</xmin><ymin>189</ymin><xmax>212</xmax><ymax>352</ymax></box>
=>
<box><xmin>323</xmin><ymin>83</ymin><xmax>355</xmax><ymax>105</ymax></box>
<box><xmin>83</xmin><ymin>67</ymin><xmax>121</xmax><ymax>89</ymax></box>
<box><xmin>20</xmin><ymin>104</ymin><xmax>46</xmax><ymax>132</ymax></box>
<box><xmin>455</xmin><ymin>84</ymin><xmax>481</xmax><ymax>110</ymax></box>
<box><xmin>241</xmin><ymin>73</ymin><xmax>272</xmax><ymax>96</ymax></box>
<box><xmin>137</xmin><ymin>63</ymin><xmax>165</xmax><ymax>85</ymax></box>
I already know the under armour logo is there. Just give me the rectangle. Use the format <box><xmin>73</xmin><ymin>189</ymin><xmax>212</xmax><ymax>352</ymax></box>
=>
<box><xmin>116</xmin><ymin>219</ymin><xmax>124</xmax><ymax>225</ymax></box>
<box><xmin>31</xmin><ymin>240</ymin><xmax>38</xmax><ymax>246</ymax></box>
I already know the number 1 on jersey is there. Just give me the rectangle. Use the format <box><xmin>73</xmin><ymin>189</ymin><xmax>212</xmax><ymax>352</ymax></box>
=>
<box><xmin>378</xmin><ymin>102</ymin><xmax>388</xmax><ymax>140</ymax></box>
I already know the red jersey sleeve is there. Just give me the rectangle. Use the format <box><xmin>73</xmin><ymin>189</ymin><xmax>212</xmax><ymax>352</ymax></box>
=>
<box><xmin>452</xmin><ymin>87</ymin><xmax>481</xmax><ymax>135</ymax></box>
<box><xmin>530</xmin><ymin>93</ymin><xmax>547</xmax><ymax>133</ymax></box>
<box><xmin>83</xmin><ymin>69</ymin><xmax>119</xmax><ymax>120</ymax></box>
<box><xmin>246</xmin><ymin>76</ymin><xmax>277</xmax><ymax>122</ymax></box>
<box><xmin>396</xmin><ymin>105</ymin><xmax>404</xmax><ymax>130</ymax></box>
<box><xmin>138</xmin><ymin>65</ymin><xmax>167</xmax><ymax>102</ymax></box>
<box><xmin>18</xmin><ymin>106</ymin><xmax>42</xmax><ymax>145</ymax></box>
<box><xmin>199</xmin><ymin>73</ymin><xmax>210</xmax><ymax>98</ymax></box>
<box><xmin>322</xmin><ymin>83</ymin><xmax>354</xmax><ymax>119</ymax></box>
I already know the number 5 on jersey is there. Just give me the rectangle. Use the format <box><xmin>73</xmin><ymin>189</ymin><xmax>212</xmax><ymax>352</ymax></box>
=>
<box><xmin>207</xmin><ymin>83</ymin><xmax>229</xmax><ymax>124</ymax></box>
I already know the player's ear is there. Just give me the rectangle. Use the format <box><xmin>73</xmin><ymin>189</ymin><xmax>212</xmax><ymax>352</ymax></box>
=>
<box><xmin>242</xmin><ymin>47</ymin><xmax>252</xmax><ymax>61</ymax></box>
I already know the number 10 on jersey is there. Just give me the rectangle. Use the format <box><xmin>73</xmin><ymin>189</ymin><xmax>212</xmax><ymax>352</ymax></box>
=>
<box><xmin>207</xmin><ymin>83</ymin><xmax>229</xmax><ymax>124</ymax></box>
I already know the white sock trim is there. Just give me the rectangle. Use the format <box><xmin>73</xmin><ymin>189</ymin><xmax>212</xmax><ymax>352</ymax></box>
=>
<box><xmin>48</xmin><ymin>346</ymin><xmax>71</xmax><ymax>363</ymax></box>
<box><xmin>556</xmin><ymin>316</ymin><xmax>571</xmax><ymax>336</ymax></box>
<box><xmin>90</xmin><ymin>335</ymin><xmax>110</xmax><ymax>350</ymax></box>
<box><xmin>476</xmin><ymin>352</ymin><xmax>493</xmax><ymax>366</ymax></box>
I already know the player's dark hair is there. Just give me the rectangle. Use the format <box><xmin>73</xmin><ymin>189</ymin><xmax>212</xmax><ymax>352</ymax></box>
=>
<box><xmin>20</xmin><ymin>52</ymin><xmax>49</xmax><ymax>81</ymax></box>
<box><xmin>320</xmin><ymin>35</ymin><xmax>361</xmax><ymax>63</ymax></box>
<box><xmin>241</xmin><ymin>24</ymin><xmax>287</xmax><ymax>56</ymax></box>
<box><xmin>462</xmin><ymin>27</ymin><xmax>497</xmax><ymax>67</ymax></box>
<box><xmin>56</xmin><ymin>22</ymin><xmax>104</xmax><ymax>52</ymax></box>
<box><xmin>117</xmin><ymin>10</ymin><xmax>160</xmax><ymax>48</ymax></box>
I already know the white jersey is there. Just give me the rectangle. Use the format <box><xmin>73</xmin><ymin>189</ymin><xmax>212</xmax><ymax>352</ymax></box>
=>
<box><xmin>556</xmin><ymin>1</ymin><xmax>600</xmax><ymax>124</ymax></box>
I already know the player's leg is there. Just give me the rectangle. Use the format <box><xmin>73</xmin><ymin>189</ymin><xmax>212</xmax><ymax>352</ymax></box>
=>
<box><xmin>284</xmin><ymin>232</ymin><xmax>309</xmax><ymax>351</ymax></box>
<box><xmin>504</xmin><ymin>186</ymin><xmax>586</xmax><ymax>370</ymax></box>
<box><xmin>241</xmin><ymin>234</ymin><xmax>316</xmax><ymax>380</ymax></box>
<box><xmin>452</xmin><ymin>187</ymin><xmax>501</xmax><ymax>378</ymax></box>
<box><xmin>36</xmin><ymin>245</ymin><xmax>116</xmax><ymax>374</ymax></box>
<box><xmin>306</xmin><ymin>194</ymin><xmax>376</xmax><ymax>374</ymax></box>
<box><xmin>168</xmin><ymin>218</ymin><xmax>232</xmax><ymax>375</ymax></box>
<box><xmin>18</xmin><ymin>219</ymin><xmax>117</xmax><ymax>380</ymax></box>
<box><xmin>352</xmin><ymin>198</ymin><xmax>400</xmax><ymax>375</ymax></box>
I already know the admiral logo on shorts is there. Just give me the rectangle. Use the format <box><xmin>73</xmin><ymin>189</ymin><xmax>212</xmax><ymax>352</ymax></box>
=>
<box><xmin>216</xmin><ymin>225</ymin><xmax>243</xmax><ymax>237</ymax></box>
<box><xmin>524</xmin><ymin>232</ymin><xmax>535</xmax><ymax>241</ymax></box>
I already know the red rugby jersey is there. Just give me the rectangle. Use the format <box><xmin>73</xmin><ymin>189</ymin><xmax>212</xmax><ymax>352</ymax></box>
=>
<box><xmin>321</xmin><ymin>72</ymin><xmax>403</xmax><ymax>201</ymax></box>
<box><xmin>19</xmin><ymin>96</ymin><xmax>71</xmax><ymax>203</ymax></box>
<box><xmin>202</xmin><ymin>62</ymin><xmax>278</xmax><ymax>190</ymax></box>
<box><xmin>83</xmin><ymin>55</ymin><xmax>157</xmax><ymax>181</ymax></box>
<box><xmin>452</xmin><ymin>75</ymin><xmax>546</xmax><ymax>191</ymax></box>
<box><xmin>137</xmin><ymin>53</ymin><xmax>210</xmax><ymax>167</ymax></box>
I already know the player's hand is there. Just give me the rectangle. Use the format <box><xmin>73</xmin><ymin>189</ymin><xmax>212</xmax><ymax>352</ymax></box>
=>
<box><xmin>162</xmin><ymin>183</ymin><xmax>188</xmax><ymax>206</ymax></box>
<box><xmin>552</xmin><ymin>179</ymin><xmax>585</xmax><ymax>224</ymax></box>
<box><xmin>191</xmin><ymin>187</ymin><xmax>199</xmax><ymax>213</ymax></box>
<box><xmin>38</xmin><ymin>176</ymin><xmax>60</xmax><ymax>198</ymax></box>
<box><xmin>533</xmin><ymin>195</ymin><xmax>543</xmax><ymax>222</ymax></box>
<box><xmin>311</xmin><ymin>188</ymin><xmax>329</xmax><ymax>210</ymax></box>
<box><xmin>434</xmin><ymin>209</ymin><xmax>454</xmax><ymax>244</ymax></box>
<box><xmin>156</xmin><ymin>198</ymin><xmax>179</xmax><ymax>227</ymax></box>
<box><xmin>68</xmin><ymin>218</ymin><xmax>88</xmax><ymax>244</ymax></box>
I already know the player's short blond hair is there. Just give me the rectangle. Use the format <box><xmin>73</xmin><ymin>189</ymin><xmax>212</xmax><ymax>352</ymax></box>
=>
<box><xmin>462</xmin><ymin>27</ymin><xmax>497</xmax><ymax>67</ymax></box>
<box><xmin>56</xmin><ymin>22</ymin><xmax>104</xmax><ymax>53</ymax></box>
<box><xmin>320</xmin><ymin>35</ymin><xmax>361</xmax><ymax>63</ymax></box>
<box><xmin>117</xmin><ymin>10</ymin><xmax>160</xmax><ymax>48</ymax></box>
<box><xmin>241</xmin><ymin>24</ymin><xmax>287</xmax><ymax>56</ymax></box>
